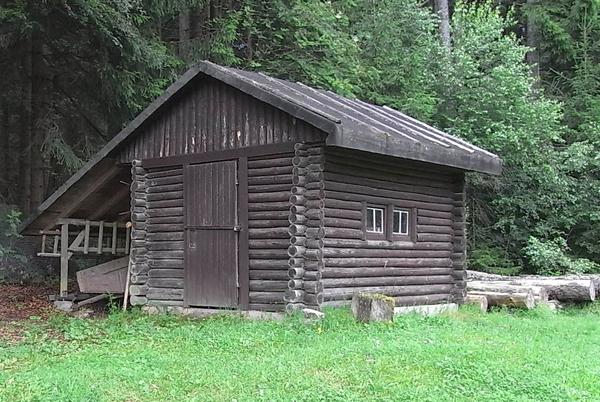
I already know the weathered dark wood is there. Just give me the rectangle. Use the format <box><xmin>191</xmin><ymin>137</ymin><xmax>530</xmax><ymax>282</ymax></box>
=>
<box><xmin>249</xmin><ymin>249</ymin><xmax>289</xmax><ymax>259</ymax></box>
<box><xmin>248</xmin><ymin>201</ymin><xmax>290</xmax><ymax>212</ymax></box>
<box><xmin>149</xmin><ymin>268</ymin><xmax>184</xmax><ymax>278</ymax></box>
<box><xmin>146</xmin><ymin>216</ymin><xmax>184</xmax><ymax>225</ymax></box>
<box><xmin>238</xmin><ymin>156</ymin><xmax>250</xmax><ymax>309</ymax></box>
<box><xmin>184</xmin><ymin>160</ymin><xmax>239</xmax><ymax>308</ymax></box>
<box><xmin>326</xmin><ymin>190</ymin><xmax>454</xmax><ymax>213</ymax></box>
<box><xmin>250</xmin><ymin>239</ymin><xmax>290</xmax><ymax>249</ymax></box>
<box><xmin>249</xmin><ymin>211</ymin><xmax>290</xmax><ymax>220</ymax></box>
<box><xmin>249</xmin><ymin>259</ymin><xmax>289</xmax><ymax>269</ymax></box>
<box><xmin>322</xmin><ymin>275</ymin><xmax>453</xmax><ymax>288</ymax></box>
<box><xmin>248</xmin><ymin>192</ymin><xmax>291</xmax><ymax>203</ymax></box>
<box><xmin>248</xmin><ymin>219</ymin><xmax>289</xmax><ymax>228</ymax></box>
<box><xmin>250</xmin><ymin>270</ymin><xmax>289</xmax><ymax>280</ymax></box>
<box><xmin>248</xmin><ymin>156</ymin><xmax>293</xmax><ymax>168</ymax></box>
<box><xmin>248</xmin><ymin>303</ymin><xmax>285</xmax><ymax>312</ymax></box>
<box><xmin>323</xmin><ymin>284</ymin><xmax>454</xmax><ymax>299</ymax></box>
<box><xmin>248</xmin><ymin>184</ymin><xmax>292</xmax><ymax>193</ymax></box>
<box><xmin>147</xmin><ymin>278</ymin><xmax>184</xmax><ymax>288</ymax></box>
<box><xmin>323</xmin><ymin>248</ymin><xmax>451</xmax><ymax>258</ymax></box>
<box><xmin>249</xmin><ymin>291</ymin><xmax>285</xmax><ymax>303</ymax></box>
<box><xmin>322</xmin><ymin>267</ymin><xmax>453</xmax><ymax>278</ymax></box>
<box><xmin>249</xmin><ymin>228</ymin><xmax>290</xmax><ymax>239</ymax></box>
<box><xmin>323</xmin><ymin>257</ymin><xmax>451</xmax><ymax>267</ymax></box>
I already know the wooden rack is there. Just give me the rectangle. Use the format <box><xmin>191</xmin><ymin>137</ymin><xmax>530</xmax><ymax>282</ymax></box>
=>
<box><xmin>37</xmin><ymin>218</ymin><xmax>130</xmax><ymax>296</ymax></box>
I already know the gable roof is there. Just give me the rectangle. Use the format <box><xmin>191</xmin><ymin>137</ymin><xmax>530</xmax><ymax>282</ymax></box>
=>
<box><xmin>21</xmin><ymin>60</ymin><xmax>501</xmax><ymax>234</ymax></box>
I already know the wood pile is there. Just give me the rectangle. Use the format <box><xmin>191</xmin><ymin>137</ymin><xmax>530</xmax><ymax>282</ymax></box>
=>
<box><xmin>465</xmin><ymin>270</ymin><xmax>598</xmax><ymax>310</ymax></box>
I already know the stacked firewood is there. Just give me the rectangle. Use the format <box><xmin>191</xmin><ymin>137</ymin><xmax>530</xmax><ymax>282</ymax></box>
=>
<box><xmin>465</xmin><ymin>270</ymin><xmax>598</xmax><ymax>311</ymax></box>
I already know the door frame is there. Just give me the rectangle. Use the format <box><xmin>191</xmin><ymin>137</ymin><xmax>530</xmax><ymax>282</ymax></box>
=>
<box><xmin>182</xmin><ymin>158</ymin><xmax>248</xmax><ymax>310</ymax></box>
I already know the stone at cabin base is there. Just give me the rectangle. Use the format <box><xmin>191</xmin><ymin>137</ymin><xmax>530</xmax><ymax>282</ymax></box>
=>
<box><xmin>351</xmin><ymin>293</ymin><xmax>395</xmax><ymax>323</ymax></box>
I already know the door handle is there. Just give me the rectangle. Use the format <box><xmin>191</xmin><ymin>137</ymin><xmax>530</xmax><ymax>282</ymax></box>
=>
<box><xmin>233</xmin><ymin>225</ymin><xmax>241</xmax><ymax>232</ymax></box>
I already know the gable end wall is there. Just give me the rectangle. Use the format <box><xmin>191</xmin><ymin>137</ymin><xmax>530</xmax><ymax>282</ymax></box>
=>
<box><xmin>118</xmin><ymin>77</ymin><xmax>322</xmax><ymax>163</ymax></box>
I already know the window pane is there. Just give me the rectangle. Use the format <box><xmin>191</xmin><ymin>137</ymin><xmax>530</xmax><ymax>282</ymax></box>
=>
<box><xmin>393</xmin><ymin>209</ymin><xmax>409</xmax><ymax>235</ymax></box>
<box><xmin>393</xmin><ymin>211</ymin><xmax>400</xmax><ymax>233</ymax></box>
<box><xmin>375</xmin><ymin>209</ymin><xmax>383</xmax><ymax>232</ymax></box>
<box><xmin>401</xmin><ymin>211</ymin><xmax>408</xmax><ymax>234</ymax></box>
<box><xmin>366</xmin><ymin>207</ymin><xmax>384</xmax><ymax>233</ymax></box>
<box><xmin>366</xmin><ymin>208</ymin><xmax>374</xmax><ymax>232</ymax></box>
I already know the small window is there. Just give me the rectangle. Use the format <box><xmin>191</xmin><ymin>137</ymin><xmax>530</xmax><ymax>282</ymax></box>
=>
<box><xmin>393</xmin><ymin>209</ymin><xmax>409</xmax><ymax>235</ymax></box>
<box><xmin>366</xmin><ymin>207</ymin><xmax>384</xmax><ymax>233</ymax></box>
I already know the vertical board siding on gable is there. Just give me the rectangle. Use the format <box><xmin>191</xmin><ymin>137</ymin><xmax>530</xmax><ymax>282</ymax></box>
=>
<box><xmin>117</xmin><ymin>77</ymin><xmax>322</xmax><ymax>163</ymax></box>
<box><xmin>321</xmin><ymin>148</ymin><xmax>464</xmax><ymax>307</ymax></box>
<box><xmin>247</xmin><ymin>152</ymin><xmax>294</xmax><ymax>312</ymax></box>
<box><xmin>145</xmin><ymin>166</ymin><xmax>185</xmax><ymax>306</ymax></box>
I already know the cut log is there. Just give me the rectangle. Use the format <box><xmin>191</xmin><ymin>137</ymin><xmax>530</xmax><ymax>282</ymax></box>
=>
<box><xmin>466</xmin><ymin>270</ymin><xmax>509</xmax><ymax>281</ymax></box>
<box><xmin>467</xmin><ymin>281</ymin><xmax>548</xmax><ymax>304</ymax></box>
<box><xmin>508</xmin><ymin>279</ymin><xmax>595</xmax><ymax>303</ymax></box>
<box><xmin>468</xmin><ymin>290</ymin><xmax>535</xmax><ymax>310</ymax></box>
<box><xmin>464</xmin><ymin>294</ymin><xmax>488</xmax><ymax>312</ymax></box>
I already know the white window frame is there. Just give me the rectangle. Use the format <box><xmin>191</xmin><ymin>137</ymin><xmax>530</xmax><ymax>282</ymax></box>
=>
<box><xmin>393</xmin><ymin>209</ymin><xmax>410</xmax><ymax>236</ymax></box>
<box><xmin>366</xmin><ymin>207</ymin><xmax>385</xmax><ymax>233</ymax></box>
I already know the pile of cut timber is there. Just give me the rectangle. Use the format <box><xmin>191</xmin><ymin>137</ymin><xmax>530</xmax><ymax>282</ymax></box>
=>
<box><xmin>466</xmin><ymin>270</ymin><xmax>597</xmax><ymax>310</ymax></box>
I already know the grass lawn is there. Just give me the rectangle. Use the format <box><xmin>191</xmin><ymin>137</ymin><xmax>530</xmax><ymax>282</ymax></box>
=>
<box><xmin>1</xmin><ymin>305</ymin><xmax>600</xmax><ymax>401</ymax></box>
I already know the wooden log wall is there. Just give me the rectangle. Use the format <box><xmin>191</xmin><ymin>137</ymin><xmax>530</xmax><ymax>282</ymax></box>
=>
<box><xmin>129</xmin><ymin>160</ymin><xmax>149</xmax><ymax>306</ymax></box>
<box><xmin>117</xmin><ymin>77</ymin><xmax>322</xmax><ymax>163</ymax></box>
<box><xmin>321</xmin><ymin>148</ymin><xmax>464</xmax><ymax>307</ymax></box>
<box><xmin>285</xmin><ymin>143</ymin><xmax>325</xmax><ymax>312</ymax></box>
<box><xmin>142</xmin><ymin>166</ymin><xmax>185</xmax><ymax>307</ymax></box>
<box><xmin>451</xmin><ymin>174</ymin><xmax>467</xmax><ymax>303</ymax></box>
<box><xmin>248</xmin><ymin>152</ymin><xmax>296</xmax><ymax>312</ymax></box>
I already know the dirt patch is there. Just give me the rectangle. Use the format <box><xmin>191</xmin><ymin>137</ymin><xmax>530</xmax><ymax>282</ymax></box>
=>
<box><xmin>0</xmin><ymin>284</ymin><xmax>54</xmax><ymax>321</ymax></box>
<box><xmin>0</xmin><ymin>284</ymin><xmax>56</xmax><ymax>343</ymax></box>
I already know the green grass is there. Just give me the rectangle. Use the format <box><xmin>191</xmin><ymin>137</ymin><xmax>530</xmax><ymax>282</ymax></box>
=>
<box><xmin>1</xmin><ymin>305</ymin><xmax>600</xmax><ymax>402</ymax></box>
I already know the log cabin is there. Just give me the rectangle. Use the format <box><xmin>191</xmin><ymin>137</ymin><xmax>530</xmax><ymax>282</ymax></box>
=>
<box><xmin>21</xmin><ymin>61</ymin><xmax>502</xmax><ymax>313</ymax></box>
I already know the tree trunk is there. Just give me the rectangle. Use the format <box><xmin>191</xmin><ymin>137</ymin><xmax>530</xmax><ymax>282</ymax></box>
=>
<box><xmin>19</xmin><ymin>33</ymin><xmax>33</xmax><ymax>214</ymax></box>
<box><xmin>178</xmin><ymin>10</ymin><xmax>191</xmax><ymax>62</ymax></box>
<box><xmin>434</xmin><ymin>0</ymin><xmax>451</xmax><ymax>49</ymax></box>
<box><xmin>29</xmin><ymin>23</ymin><xmax>51</xmax><ymax>211</ymax></box>
<box><xmin>0</xmin><ymin>102</ymin><xmax>9</xmax><ymax>200</ymax></box>
<box><xmin>526</xmin><ymin>0</ymin><xmax>540</xmax><ymax>80</ymax></box>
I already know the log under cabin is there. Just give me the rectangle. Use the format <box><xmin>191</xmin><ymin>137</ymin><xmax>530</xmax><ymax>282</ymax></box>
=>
<box><xmin>21</xmin><ymin>61</ymin><xmax>502</xmax><ymax>313</ymax></box>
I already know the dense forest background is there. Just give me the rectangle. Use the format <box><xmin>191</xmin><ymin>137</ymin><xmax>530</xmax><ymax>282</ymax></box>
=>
<box><xmin>0</xmin><ymin>0</ymin><xmax>598</xmax><ymax>277</ymax></box>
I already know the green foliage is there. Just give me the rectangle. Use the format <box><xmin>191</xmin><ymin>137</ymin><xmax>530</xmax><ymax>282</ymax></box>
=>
<box><xmin>468</xmin><ymin>246</ymin><xmax>520</xmax><ymax>276</ymax></box>
<box><xmin>235</xmin><ymin>0</ymin><xmax>362</xmax><ymax>95</ymax></box>
<box><xmin>0</xmin><ymin>207</ymin><xmax>25</xmax><ymax>265</ymax></box>
<box><xmin>348</xmin><ymin>0</ymin><xmax>444</xmax><ymax>119</ymax></box>
<box><xmin>2</xmin><ymin>307</ymin><xmax>600</xmax><ymax>400</ymax></box>
<box><xmin>524</xmin><ymin>236</ymin><xmax>599</xmax><ymax>275</ymax></box>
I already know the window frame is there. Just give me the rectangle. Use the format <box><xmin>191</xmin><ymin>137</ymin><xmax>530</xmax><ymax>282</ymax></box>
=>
<box><xmin>364</xmin><ymin>205</ymin><xmax>386</xmax><ymax>239</ymax></box>
<box><xmin>393</xmin><ymin>208</ymin><xmax>410</xmax><ymax>236</ymax></box>
<box><xmin>362</xmin><ymin>203</ymin><xmax>416</xmax><ymax>242</ymax></box>
<box><xmin>390</xmin><ymin>207</ymin><xmax>412</xmax><ymax>241</ymax></box>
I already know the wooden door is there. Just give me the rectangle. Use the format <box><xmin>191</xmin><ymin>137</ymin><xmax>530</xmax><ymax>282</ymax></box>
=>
<box><xmin>184</xmin><ymin>160</ymin><xmax>239</xmax><ymax>307</ymax></box>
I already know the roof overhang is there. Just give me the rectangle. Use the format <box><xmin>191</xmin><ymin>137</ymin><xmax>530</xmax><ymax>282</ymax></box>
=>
<box><xmin>326</xmin><ymin>129</ymin><xmax>502</xmax><ymax>175</ymax></box>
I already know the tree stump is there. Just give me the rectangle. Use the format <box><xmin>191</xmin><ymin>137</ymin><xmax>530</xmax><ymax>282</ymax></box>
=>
<box><xmin>351</xmin><ymin>293</ymin><xmax>395</xmax><ymax>323</ymax></box>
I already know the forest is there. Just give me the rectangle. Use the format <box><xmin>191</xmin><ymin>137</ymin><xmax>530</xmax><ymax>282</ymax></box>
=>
<box><xmin>0</xmin><ymin>0</ymin><xmax>598</xmax><ymax>277</ymax></box>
